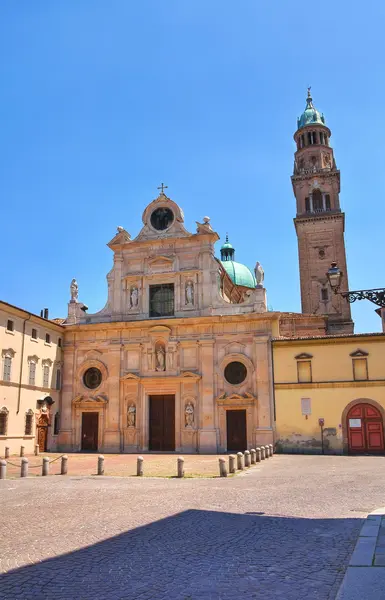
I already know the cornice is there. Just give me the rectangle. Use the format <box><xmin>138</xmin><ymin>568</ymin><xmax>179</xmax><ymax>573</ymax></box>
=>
<box><xmin>275</xmin><ymin>380</ymin><xmax>385</xmax><ymax>389</ymax></box>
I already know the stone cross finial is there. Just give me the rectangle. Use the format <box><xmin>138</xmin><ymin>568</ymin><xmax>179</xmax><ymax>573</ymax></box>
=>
<box><xmin>157</xmin><ymin>182</ymin><xmax>168</xmax><ymax>194</ymax></box>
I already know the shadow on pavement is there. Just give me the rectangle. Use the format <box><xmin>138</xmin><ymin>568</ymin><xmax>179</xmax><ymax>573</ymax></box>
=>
<box><xmin>0</xmin><ymin>509</ymin><xmax>362</xmax><ymax>600</ymax></box>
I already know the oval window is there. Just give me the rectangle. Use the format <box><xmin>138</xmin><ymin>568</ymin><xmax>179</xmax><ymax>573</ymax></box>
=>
<box><xmin>224</xmin><ymin>361</ymin><xmax>247</xmax><ymax>385</ymax></box>
<box><xmin>83</xmin><ymin>367</ymin><xmax>102</xmax><ymax>389</ymax></box>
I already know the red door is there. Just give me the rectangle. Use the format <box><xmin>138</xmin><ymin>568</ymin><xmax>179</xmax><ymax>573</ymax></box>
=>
<box><xmin>347</xmin><ymin>404</ymin><xmax>384</xmax><ymax>454</ymax></box>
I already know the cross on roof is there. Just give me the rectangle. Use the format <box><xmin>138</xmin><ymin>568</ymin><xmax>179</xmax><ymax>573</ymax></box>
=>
<box><xmin>157</xmin><ymin>182</ymin><xmax>168</xmax><ymax>194</ymax></box>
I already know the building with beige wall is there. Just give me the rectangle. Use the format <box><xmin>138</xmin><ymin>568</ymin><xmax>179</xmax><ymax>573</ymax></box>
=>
<box><xmin>273</xmin><ymin>333</ymin><xmax>385</xmax><ymax>454</ymax></box>
<box><xmin>57</xmin><ymin>190</ymin><xmax>326</xmax><ymax>454</ymax></box>
<box><xmin>0</xmin><ymin>302</ymin><xmax>64</xmax><ymax>455</ymax></box>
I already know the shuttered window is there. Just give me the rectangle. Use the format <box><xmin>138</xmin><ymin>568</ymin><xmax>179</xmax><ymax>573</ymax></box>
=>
<box><xmin>0</xmin><ymin>411</ymin><xmax>8</xmax><ymax>435</ymax></box>
<box><xmin>353</xmin><ymin>358</ymin><xmax>368</xmax><ymax>381</ymax></box>
<box><xmin>29</xmin><ymin>362</ymin><xmax>36</xmax><ymax>385</ymax></box>
<box><xmin>297</xmin><ymin>360</ymin><xmax>312</xmax><ymax>383</ymax></box>
<box><xmin>25</xmin><ymin>412</ymin><xmax>33</xmax><ymax>435</ymax></box>
<box><xmin>43</xmin><ymin>365</ymin><xmax>50</xmax><ymax>388</ymax></box>
<box><xmin>3</xmin><ymin>357</ymin><xmax>12</xmax><ymax>381</ymax></box>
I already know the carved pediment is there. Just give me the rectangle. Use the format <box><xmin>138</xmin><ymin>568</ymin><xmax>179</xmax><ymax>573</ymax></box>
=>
<box><xmin>73</xmin><ymin>394</ymin><xmax>108</xmax><ymax>404</ymax></box>
<box><xmin>181</xmin><ymin>370</ymin><xmax>201</xmax><ymax>380</ymax></box>
<box><xmin>295</xmin><ymin>353</ymin><xmax>313</xmax><ymax>360</ymax></box>
<box><xmin>121</xmin><ymin>372</ymin><xmax>140</xmax><ymax>381</ymax></box>
<box><xmin>107</xmin><ymin>228</ymin><xmax>131</xmax><ymax>249</ymax></box>
<box><xmin>224</xmin><ymin>342</ymin><xmax>246</xmax><ymax>355</ymax></box>
<box><xmin>350</xmin><ymin>349</ymin><xmax>369</xmax><ymax>357</ymax></box>
<box><xmin>148</xmin><ymin>255</ymin><xmax>175</xmax><ymax>266</ymax></box>
<box><xmin>149</xmin><ymin>325</ymin><xmax>172</xmax><ymax>334</ymax></box>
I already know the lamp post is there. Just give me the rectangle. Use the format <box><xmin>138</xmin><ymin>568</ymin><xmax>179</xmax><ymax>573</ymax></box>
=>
<box><xmin>326</xmin><ymin>262</ymin><xmax>385</xmax><ymax>308</ymax></box>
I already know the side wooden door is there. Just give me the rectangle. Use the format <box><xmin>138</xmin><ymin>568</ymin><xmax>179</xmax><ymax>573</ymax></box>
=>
<box><xmin>81</xmin><ymin>412</ymin><xmax>99</xmax><ymax>451</ymax></box>
<box><xmin>226</xmin><ymin>410</ymin><xmax>247</xmax><ymax>452</ymax></box>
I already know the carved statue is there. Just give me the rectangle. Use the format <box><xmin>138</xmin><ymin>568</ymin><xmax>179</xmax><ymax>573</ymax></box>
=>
<box><xmin>155</xmin><ymin>346</ymin><xmax>166</xmax><ymax>371</ymax></box>
<box><xmin>254</xmin><ymin>262</ymin><xmax>264</xmax><ymax>287</ymax></box>
<box><xmin>196</xmin><ymin>216</ymin><xmax>213</xmax><ymax>234</ymax></box>
<box><xmin>127</xmin><ymin>404</ymin><xmax>136</xmax><ymax>427</ymax></box>
<box><xmin>185</xmin><ymin>402</ymin><xmax>194</xmax><ymax>428</ymax></box>
<box><xmin>70</xmin><ymin>279</ymin><xmax>78</xmax><ymax>302</ymax></box>
<box><xmin>130</xmin><ymin>287</ymin><xmax>139</xmax><ymax>309</ymax></box>
<box><xmin>185</xmin><ymin>281</ymin><xmax>194</xmax><ymax>305</ymax></box>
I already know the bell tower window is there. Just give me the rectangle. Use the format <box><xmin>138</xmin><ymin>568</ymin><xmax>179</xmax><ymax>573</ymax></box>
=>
<box><xmin>312</xmin><ymin>189</ymin><xmax>323</xmax><ymax>211</ymax></box>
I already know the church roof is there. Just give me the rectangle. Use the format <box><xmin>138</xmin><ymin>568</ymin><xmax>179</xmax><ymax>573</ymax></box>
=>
<box><xmin>221</xmin><ymin>260</ymin><xmax>256</xmax><ymax>288</ymax></box>
<box><xmin>297</xmin><ymin>88</ymin><xmax>326</xmax><ymax>130</ymax></box>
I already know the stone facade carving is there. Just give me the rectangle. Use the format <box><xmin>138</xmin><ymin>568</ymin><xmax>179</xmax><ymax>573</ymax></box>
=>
<box><xmin>127</xmin><ymin>404</ymin><xmax>136</xmax><ymax>427</ymax></box>
<box><xmin>130</xmin><ymin>287</ymin><xmax>139</xmax><ymax>309</ymax></box>
<box><xmin>254</xmin><ymin>262</ymin><xmax>264</xmax><ymax>287</ymax></box>
<box><xmin>155</xmin><ymin>345</ymin><xmax>166</xmax><ymax>371</ymax></box>
<box><xmin>185</xmin><ymin>281</ymin><xmax>194</xmax><ymax>305</ymax></box>
<box><xmin>185</xmin><ymin>402</ymin><xmax>194</xmax><ymax>428</ymax></box>
<box><xmin>70</xmin><ymin>279</ymin><xmax>78</xmax><ymax>302</ymax></box>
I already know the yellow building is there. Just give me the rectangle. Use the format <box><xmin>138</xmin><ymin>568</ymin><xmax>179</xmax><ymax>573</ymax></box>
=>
<box><xmin>0</xmin><ymin>301</ymin><xmax>64</xmax><ymax>455</ymax></box>
<box><xmin>273</xmin><ymin>333</ymin><xmax>385</xmax><ymax>454</ymax></box>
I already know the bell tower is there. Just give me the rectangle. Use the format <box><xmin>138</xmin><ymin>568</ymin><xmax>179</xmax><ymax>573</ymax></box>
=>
<box><xmin>292</xmin><ymin>89</ymin><xmax>354</xmax><ymax>334</ymax></box>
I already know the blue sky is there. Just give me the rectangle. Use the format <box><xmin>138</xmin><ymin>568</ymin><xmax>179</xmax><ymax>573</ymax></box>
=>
<box><xmin>1</xmin><ymin>1</ymin><xmax>384</xmax><ymax>332</ymax></box>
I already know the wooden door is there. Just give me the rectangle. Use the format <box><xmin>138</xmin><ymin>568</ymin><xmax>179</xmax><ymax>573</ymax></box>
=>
<box><xmin>347</xmin><ymin>404</ymin><xmax>384</xmax><ymax>454</ymax></box>
<box><xmin>81</xmin><ymin>412</ymin><xmax>99</xmax><ymax>451</ymax></box>
<box><xmin>226</xmin><ymin>410</ymin><xmax>247</xmax><ymax>452</ymax></box>
<box><xmin>149</xmin><ymin>395</ymin><xmax>175</xmax><ymax>451</ymax></box>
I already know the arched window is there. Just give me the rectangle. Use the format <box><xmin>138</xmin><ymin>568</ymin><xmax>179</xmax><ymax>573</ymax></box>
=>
<box><xmin>25</xmin><ymin>409</ymin><xmax>34</xmax><ymax>435</ymax></box>
<box><xmin>325</xmin><ymin>194</ymin><xmax>331</xmax><ymax>210</ymax></box>
<box><xmin>312</xmin><ymin>189</ymin><xmax>323</xmax><ymax>211</ymax></box>
<box><xmin>0</xmin><ymin>406</ymin><xmax>9</xmax><ymax>435</ymax></box>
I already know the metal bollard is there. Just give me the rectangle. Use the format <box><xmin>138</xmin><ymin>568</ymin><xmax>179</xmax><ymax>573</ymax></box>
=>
<box><xmin>20</xmin><ymin>446</ymin><xmax>25</xmax><ymax>457</ymax></box>
<box><xmin>0</xmin><ymin>459</ymin><xmax>6</xmax><ymax>479</ymax></box>
<box><xmin>137</xmin><ymin>456</ymin><xmax>144</xmax><ymax>477</ymax></box>
<box><xmin>244</xmin><ymin>450</ymin><xmax>251</xmax><ymax>467</ymax></box>
<box><xmin>61</xmin><ymin>455</ymin><xmax>68</xmax><ymax>475</ymax></box>
<box><xmin>219</xmin><ymin>457</ymin><xmax>227</xmax><ymax>477</ymax></box>
<box><xmin>177</xmin><ymin>456</ymin><xmax>184</xmax><ymax>478</ymax></box>
<box><xmin>237</xmin><ymin>452</ymin><xmax>244</xmax><ymax>470</ymax></box>
<box><xmin>20</xmin><ymin>457</ymin><xmax>28</xmax><ymax>478</ymax></box>
<box><xmin>97</xmin><ymin>455</ymin><xmax>104</xmax><ymax>476</ymax></box>
<box><xmin>5</xmin><ymin>447</ymin><xmax>9</xmax><ymax>459</ymax></box>
<box><xmin>270</xmin><ymin>444</ymin><xmax>274</xmax><ymax>456</ymax></box>
<box><xmin>229</xmin><ymin>454</ymin><xmax>236</xmax><ymax>474</ymax></box>
<box><xmin>261</xmin><ymin>446</ymin><xmax>266</xmax><ymax>460</ymax></box>
<box><xmin>42</xmin><ymin>457</ymin><xmax>49</xmax><ymax>476</ymax></box>
<box><xmin>34</xmin><ymin>444</ymin><xmax>39</xmax><ymax>456</ymax></box>
<box><xmin>250</xmin><ymin>449</ymin><xmax>256</xmax><ymax>464</ymax></box>
<box><xmin>256</xmin><ymin>447</ymin><xmax>261</xmax><ymax>462</ymax></box>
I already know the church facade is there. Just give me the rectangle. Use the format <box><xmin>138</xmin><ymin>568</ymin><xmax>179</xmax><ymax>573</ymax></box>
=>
<box><xmin>58</xmin><ymin>187</ymin><xmax>325</xmax><ymax>454</ymax></box>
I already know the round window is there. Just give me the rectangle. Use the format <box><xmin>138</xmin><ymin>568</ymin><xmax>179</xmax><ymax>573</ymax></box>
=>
<box><xmin>150</xmin><ymin>207</ymin><xmax>174</xmax><ymax>231</ymax></box>
<box><xmin>83</xmin><ymin>367</ymin><xmax>102</xmax><ymax>389</ymax></box>
<box><xmin>224</xmin><ymin>361</ymin><xmax>247</xmax><ymax>385</ymax></box>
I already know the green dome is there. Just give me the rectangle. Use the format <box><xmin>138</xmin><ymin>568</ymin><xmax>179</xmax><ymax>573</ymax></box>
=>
<box><xmin>221</xmin><ymin>241</ymin><xmax>234</xmax><ymax>250</ymax></box>
<box><xmin>297</xmin><ymin>88</ymin><xmax>325</xmax><ymax>130</ymax></box>
<box><xmin>221</xmin><ymin>260</ymin><xmax>256</xmax><ymax>288</ymax></box>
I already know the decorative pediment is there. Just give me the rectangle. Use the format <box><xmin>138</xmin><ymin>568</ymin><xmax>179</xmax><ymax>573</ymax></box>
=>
<box><xmin>107</xmin><ymin>227</ymin><xmax>131</xmax><ymax>249</ymax></box>
<box><xmin>149</xmin><ymin>325</ymin><xmax>172</xmax><ymax>334</ymax></box>
<box><xmin>148</xmin><ymin>255</ymin><xmax>175</xmax><ymax>266</ymax></box>
<box><xmin>121</xmin><ymin>372</ymin><xmax>140</xmax><ymax>381</ymax></box>
<box><xmin>73</xmin><ymin>394</ymin><xmax>108</xmax><ymax>404</ymax></box>
<box><xmin>223</xmin><ymin>342</ymin><xmax>246</xmax><ymax>355</ymax></box>
<box><xmin>350</xmin><ymin>349</ymin><xmax>369</xmax><ymax>357</ymax></box>
<box><xmin>295</xmin><ymin>353</ymin><xmax>313</xmax><ymax>360</ymax></box>
<box><xmin>181</xmin><ymin>371</ymin><xmax>201</xmax><ymax>380</ymax></box>
<box><xmin>216</xmin><ymin>392</ymin><xmax>256</xmax><ymax>406</ymax></box>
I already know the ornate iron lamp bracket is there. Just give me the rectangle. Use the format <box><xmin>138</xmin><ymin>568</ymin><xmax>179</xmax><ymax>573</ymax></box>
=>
<box><xmin>339</xmin><ymin>288</ymin><xmax>385</xmax><ymax>308</ymax></box>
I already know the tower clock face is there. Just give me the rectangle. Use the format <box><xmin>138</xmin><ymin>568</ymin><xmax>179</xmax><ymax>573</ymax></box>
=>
<box><xmin>150</xmin><ymin>207</ymin><xmax>174</xmax><ymax>231</ymax></box>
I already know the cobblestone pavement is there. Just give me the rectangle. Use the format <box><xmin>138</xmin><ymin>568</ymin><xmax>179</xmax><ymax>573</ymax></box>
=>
<box><xmin>1</xmin><ymin>455</ymin><xmax>385</xmax><ymax>600</ymax></box>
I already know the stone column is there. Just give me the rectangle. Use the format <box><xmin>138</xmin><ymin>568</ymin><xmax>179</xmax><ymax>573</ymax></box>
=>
<box><xmin>198</xmin><ymin>340</ymin><xmax>217</xmax><ymax>453</ymax></box>
<box><xmin>58</xmin><ymin>341</ymin><xmax>75</xmax><ymax>451</ymax></box>
<box><xmin>104</xmin><ymin>344</ymin><xmax>121</xmax><ymax>452</ymax></box>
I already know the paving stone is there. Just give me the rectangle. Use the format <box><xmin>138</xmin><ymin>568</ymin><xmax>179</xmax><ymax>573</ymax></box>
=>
<box><xmin>1</xmin><ymin>455</ymin><xmax>385</xmax><ymax>599</ymax></box>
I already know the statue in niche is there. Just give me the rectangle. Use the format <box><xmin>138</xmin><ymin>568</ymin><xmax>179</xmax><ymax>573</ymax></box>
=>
<box><xmin>185</xmin><ymin>402</ymin><xmax>194</xmax><ymax>428</ymax></box>
<box><xmin>127</xmin><ymin>404</ymin><xmax>136</xmax><ymax>427</ymax></box>
<box><xmin>155</xmin><ymin>346</ymin><xmax>166</xmax><ymax>371</ymax></box>
<box><xmin>130</xmin><ymin>287</ymin><xmax>139</xmax><ymax>309</ymax></box>
<box><xmin>70</xmin><ymin>279</ymin><xmax>78</xmax><ymax>303</ymax></box>
<box><xmin>185</xmin><ymin>281</ymin><xmax>194</xmax><ymax>305</ymax></box>
<box><xmin>254</xmin><ymin>262</ymin><xmax>264</xmax><ymax>287</ymax></box>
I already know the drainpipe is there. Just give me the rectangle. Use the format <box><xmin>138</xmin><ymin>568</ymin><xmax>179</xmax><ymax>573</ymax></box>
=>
<box><xmin>17</xmin><ymin>314</ymin><xmax>32</xmax><ymax>414</ymax></box>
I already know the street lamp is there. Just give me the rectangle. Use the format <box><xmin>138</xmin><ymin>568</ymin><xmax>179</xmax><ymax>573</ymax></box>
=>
<box><xmin>326</xmin><ymin>262</ymin><xmax>385</xmax><ymax>307</ymax></box>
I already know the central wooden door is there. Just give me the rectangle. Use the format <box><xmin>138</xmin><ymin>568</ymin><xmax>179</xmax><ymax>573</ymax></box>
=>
<box><xmin>347</xmin><ymin>404</ymin><xmax>384</xmax><ymax>454</ymax></box>
<box><xmin>81</xmin><ymin>412</ymin><xmax>99</xmax><ymax>451</ymax></box>
<box><xmin>226</xmin><ymin>410</ymin><xmax>247</xmax><ymax>452</ymax></box>
<box><xmin>149</xmin><ymin>395</ymin><xmax>175</xmax><ymax>451</ymax></box>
